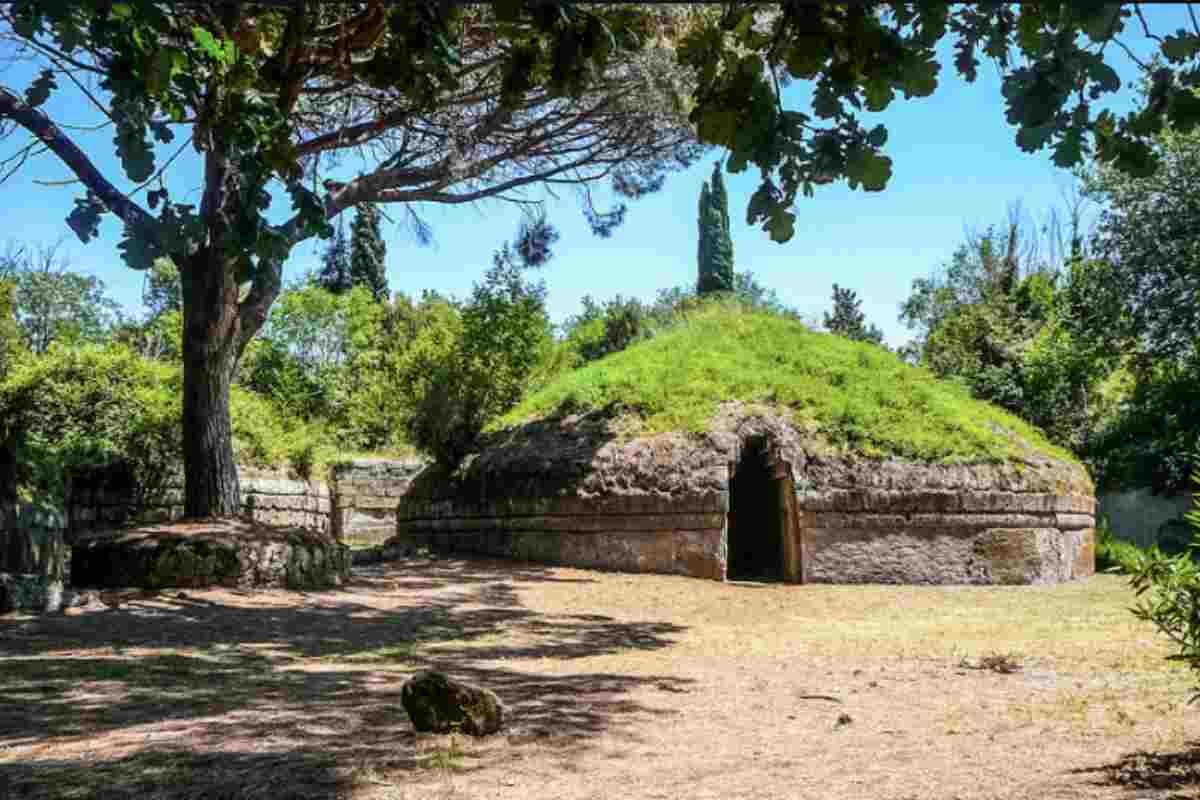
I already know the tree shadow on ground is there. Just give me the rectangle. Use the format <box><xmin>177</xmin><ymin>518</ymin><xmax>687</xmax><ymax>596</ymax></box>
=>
<box><xmin>0</xmin><ymin>557</ymin><xmax>692</xmax><ymax>799</ymax></box>
<box><xmin>1070</xmin><ymin>743</ymin><xmax>1200</xmax><ymax>799</ymax></box>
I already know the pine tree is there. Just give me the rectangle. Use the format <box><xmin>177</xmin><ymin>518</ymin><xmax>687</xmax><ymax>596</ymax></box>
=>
<box><xmin>697</xmin><ymin>161</ymin><xmax>734</xmax><ymax>294</ymax></box>
<box><xmin>824</xmin><ymin>284</ymin><xmax>885</xmax><ymax>345</ymax></box>
<box><xmin>314</xmin><ymin>217</ymin><xmax>352</xmax><ymax>294</ymax></box>
<box><xmin>350</xmin><ymin>203</ymin><xmax>389</xmax><ymax>302</ymax></box>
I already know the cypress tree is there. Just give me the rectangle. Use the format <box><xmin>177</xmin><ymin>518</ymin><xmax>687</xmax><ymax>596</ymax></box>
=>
<box><xmin>697</xmin><ymin>182</ymin><xmax>711</xmax><ymax>292</ymax></box>
<box><xmin>350</xmin><ymin>203</ymin><xmax>389</xmax><ymax>302</ymax></box>
<box><xmin>314</xmin><ymin>217</ymin><xmax>352</xmax><ymax>294</ymax></box>
<box><xmin>697</xmin><ymin>161</ymin><xmax>734</xmax><ymax>294</ymax></box>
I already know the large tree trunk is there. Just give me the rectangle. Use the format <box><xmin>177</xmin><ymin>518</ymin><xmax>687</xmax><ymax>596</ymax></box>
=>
<box><xmin>180</xmin><ymin>249</ymin><xmax>244</xmax><ymax>518</ymax></box>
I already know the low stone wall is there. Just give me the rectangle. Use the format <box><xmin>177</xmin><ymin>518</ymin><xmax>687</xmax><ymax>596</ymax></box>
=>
<box><xmin>67</xmin><ymin>465</ymin><xmax>333</xmax><ymax>540</ymax></box>
<box><xmin>240</xmin><ymin>468</ymin><xmax>332</xmax><ymax>533</ymax></box>
<box><xmin>331</xmin><ymin>459</ymin><xmax>426</xmax><ymax>546</ymax></box>
<box><xmin>0</xmin><ymin>503</ymin><xmax>69</xmax><ymax>612</ymax></box>
<box><xmin>796</xmin><ymin>489</ymin><xmax>1095</xmax><ymax>585</ymax></box>
<box><xmin>1</xmin><ymin>503</ymin><xmax>67</xmax><ymax>579</ymax></box>
<box><xmin>395</xmin><ymin>494</ymin><xmax>728</xmax><ymax>580</ymax></box>
<box><xmin>397</xmin><ymin>477</ymin><xmax>1095</xmax><ymax>585</ymax></box>
<box><xmin>1098</xmin><ymin>488</ymin><xmax>1193</xmax><ymax>549</ymax></box>
<box><xmin>390</xmin><ymin>409</ymin><xmax>1097</xmax><ymax>585</ymax></box>
<box><xmin>71</xmin><ymin>521</ymin><xmax>351</xmax><ymax>590</ymax></box>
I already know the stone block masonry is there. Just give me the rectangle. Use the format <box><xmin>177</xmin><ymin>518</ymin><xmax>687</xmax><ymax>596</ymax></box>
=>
<box><xmin>63</xmin><ymin>458</ymin><xmax>427</xmax><ymax>546</ymax></box>
<box><xmin>395</xmin><ymin>496</ymin><xmax>728</xmax><ymax>581</ymax></box>
<box><xmin>387</xmin><ymin>409</ymin><xmax>1098</xmax><ymax>586</ymax></box>
<box><xmin>330</xmin><ymin>458</ymin><xmax>426</xmax><ymax>546</ymax></box>
<box><xmin>66</xmin><ymin>466</ymin><xmax>333</xmax><ymax>540</ymax></box>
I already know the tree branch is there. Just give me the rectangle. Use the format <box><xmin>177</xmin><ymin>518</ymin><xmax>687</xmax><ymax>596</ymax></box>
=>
<box><xmin>0</xmin><ymin>86</ymin><xmax>159</xmax><ymax>246</ymax></box>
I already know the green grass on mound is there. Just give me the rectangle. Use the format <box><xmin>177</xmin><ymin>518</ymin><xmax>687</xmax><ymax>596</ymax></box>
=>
<box><xmin>498</xmin><ymin>305</ymin><xmax>1076</xmax><ymax>464</ymax></box>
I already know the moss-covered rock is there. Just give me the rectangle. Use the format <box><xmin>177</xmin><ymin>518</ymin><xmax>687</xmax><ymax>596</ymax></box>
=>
<box><xmin>70</xmin><ymin>519</ymin><xmax>350</xmax><ymax>590</ymax></box>
<box><xmin>401</xmin><ymin>671</ymin><xmax>505</xmax><ymax>736</ymax></box>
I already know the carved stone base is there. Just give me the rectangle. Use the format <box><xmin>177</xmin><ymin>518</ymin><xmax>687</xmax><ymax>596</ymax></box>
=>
<box><xmin>71</xmin><ymin>518</ymin><xmax>350</xmax><ymax>591</ymax></box>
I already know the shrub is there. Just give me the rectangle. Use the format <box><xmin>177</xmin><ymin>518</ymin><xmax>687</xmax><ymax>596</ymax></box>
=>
<box><xmin>0</xmin><ymin>280</ymin><xmax>24</xmax><ymax>379</ymax></box>
<box><xmin>1086</xmin><ymin>357</ymin><xmax>1200</xmax><ymax>493</ymax></box>
<box><xmin>400</xmin><ymin>252</ymin><xmax>552</xmax><ymax>465</ymax></box>
<box><xmin>0</xmin><ymin>343</ymin><xmax>346</xmax><ymax>505</ymax></box>
<box><xmin>561</xmin><ymin>295</ymin><xmax>650</xmax><ymax>364</ymax></box>
<box><xmin>1126</xmin><ymin>473</ymin><xmax>1200</xmax><ymax>701</ymax></box>
<box><xmin>0</xmin><ymin>343</ymin><xmax>182</xmax><ymax>504</ymax></box>
<box><xmin>242</xmin><ymin>284</ymin><xmax>383</xmax><ymax>425</ymax></box>
<box><xmin>1094</xmin><ymin>519</ymin><xmax>1148</xmax><ymax>573</ymax></box>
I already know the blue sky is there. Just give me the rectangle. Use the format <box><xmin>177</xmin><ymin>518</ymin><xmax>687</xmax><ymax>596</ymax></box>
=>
<box><xmin>0</xmin><ymin>6</ymin><xmax>1189</xmax><ymax>350</ymax></box>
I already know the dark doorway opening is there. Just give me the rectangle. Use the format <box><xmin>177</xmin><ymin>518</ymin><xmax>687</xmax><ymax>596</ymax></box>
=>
<box><xmin>727</xmin><ymin>437</ymin><xmax>785</xmax><ymax>581</ymax></box>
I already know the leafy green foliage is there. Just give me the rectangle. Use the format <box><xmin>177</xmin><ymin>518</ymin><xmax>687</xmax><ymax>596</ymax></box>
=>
<box><xmin>560</xmin><ymin>295</ymin><xmax>650</xmax><ymax>365</ymax></box>
<box><xmin>0</xmin><ymin>280</ymin><xmax>25</xmax><ymax>378</ymax></box>
<box><xmin>1094</xmin><ymin>520</ymin><xmax>1148</xmax><ymax>574</ymax></box>
<box><xmin>1125</xmin><ymin>476</ymin><xmax>1200</xmax><ymax>702</ymax></box>
<box><xmin>697</xmin><ymin>161</ymin><xmax>735</xmax><ymax>295</ymax></box>
<box><xmin>673</xmin><ymin>4</ymin><xmax>1200</xmax><ymax>242</ymax></box>
<box><xmin>143</xmin><ymin>257</ymin><xmax>182</xmax><ymax>318</ymax></box>
<box><xmin>823</xmin><ymin>283</ymin><xmax>885</xmax><ymax>345</ymax></box>
<box><xmin>242</xmin><ymin>284</ymin><xmax>383</xmax><ymax>424</ymax></box>
<box><xmin>1088</xmin><ymin>356</ymin><xmax>1200</xmax><ymax>492</ymax></box>
<box><xmin>0</xmin><ymin>343</ymin><xmax>183</xmax><ymax>504</ymax></box>
<box><xmin>1083</xmin><ymin>124</ymin><xmax>1200</xmax><ymax>363</ymax></box>
<box><xmin>501</xmin><ymin>302</ymin><xmax>1076</xmax><ymax>465</ymax></box>
<box><xmin>401</xmin><ymin>228</ymin><xmax>555</xmax><ymax>465</ymax></box>
<box><xmin>900</xmin><ymin>218</ymin><xmax>1117</xmax><ymax>454</ymax></box>
<box><xmin>7</xmin><ymin>249</ymin><xmax>121</xmax><ymax>354</ymax></box>
<box><xmin>0</xmin><ymin>341</ymin><xmax>349</xmax><ymax>502</ymax></box>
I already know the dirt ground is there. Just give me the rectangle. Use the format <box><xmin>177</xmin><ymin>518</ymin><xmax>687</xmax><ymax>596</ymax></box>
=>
<box><xmin>1</xmin><ymin>557</ymin><xmax>1198</xmax><ymax>800</ymax></box>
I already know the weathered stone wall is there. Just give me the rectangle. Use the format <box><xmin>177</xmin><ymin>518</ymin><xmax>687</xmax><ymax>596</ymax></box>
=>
<box><xmin>67</xmin><ymin>465</ymin><xmax>332</xmax><ymax>540</ymax></box>
<box><xmin>0</xmin><ymin>503</ymin><xmax>69</xmax><ymax>612</ymax></box>
<box><xmin>1098</xmin><ymin>488</ymin><xmax>1193</xmax><ymax>549</ymax></box>
<box><xmin>395</xmin><ymin>493</ymin><xmax>728</xmax><ymax>580</ymax></box>
<box><xmin>391</xmin><ymin>406</ymin><xmax>1096</xmax><ymax>585</ymax></box>
<box><xmin>63</xmin><ymin>459</ymin><xmax>429</xmax><ymax>545</ymax></box>
<box><xmin>71</xmin><ymin>522</ymin><xmax>351</xmax><ymax>590</ymax></box>
<box><xmin>331</xmin><ymin>459</ymin><xmax>426</xmax><ymax>546</ymax></box>
<box><xmin>1</xmin><ymin>503</ymin><xmax>67</xmax><ymax>578</ymax></box>
<box><xmin>794</xmin><ymin>486</ymin><xmax>1095</xmax><ymax>585</ymax></box>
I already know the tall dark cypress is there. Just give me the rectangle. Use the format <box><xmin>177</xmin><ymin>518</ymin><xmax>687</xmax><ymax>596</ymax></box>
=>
<box><xmin>698</xmin><ymin>161</ymin><xmax>735</xmax><ymax>294</ymax></box>
<box><xmin>350</xmin><ymin>203</ymin><xmax>389</xmax><ymax>302</ymax></box>
<box><xmin>314</xmin><ymin>217</ymin><xmax>352</xmax><ymax>294</ymax></box>
<box><xmin>697</xmin><ymin>182</ymin><xmax>712</xmax><ymax>292</ymax></box>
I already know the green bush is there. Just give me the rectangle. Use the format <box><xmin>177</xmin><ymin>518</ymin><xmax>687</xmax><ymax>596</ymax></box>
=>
<box><xmin>561</xmin><ymin>295</ymin><xmax>651</xmax><ymax>364</ymax></box>
<box><xmin>400</xmin><ymin>253</ymin><xmax>552</xmax><ymax>465</ymax></box>
<box><xmin>1094</xmin><ymin>519</ymin><xmax>1148</xmax><ymax>573</ymax></box>
<box><xmin>1086</xmin><ymin>357</ymin><xmax>1200</xmax><ymax>493</ymax></box>
<box><xmin>0</xmin><ymin>343</ymin><xmax>347</xmax><ymax>503</ymax></box>
<box><xmin>0</xmin><ymin>280</ymin><xmax>23</xmax><ymax>370</ymax></box>
<box><xmin>242</xmin><ymin>284</ymin><xmax>384</xmax><ymax>426</ymax></box>
<box><xmin>1126</xmin><ymin>473</ymin><xmax>1200</xmax><ymax>702</ymax></box>
<box><xmin>0</xmin><ymin>343</ymin><xmax>182</xmax><ymax>503</ymax></box>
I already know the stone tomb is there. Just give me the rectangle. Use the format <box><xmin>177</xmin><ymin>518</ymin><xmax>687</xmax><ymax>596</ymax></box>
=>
<box><xmin>390</xmin><ymin>408</ymin><xmax>1095</xmax><ymax>585</ymax></box>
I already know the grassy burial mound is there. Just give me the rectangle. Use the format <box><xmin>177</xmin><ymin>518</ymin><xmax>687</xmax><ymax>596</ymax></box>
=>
<box><xmin>500</xmin><ymin>304</ymin><xmax>1076</xmax><ymax>465</ymax></box>
<box><xmin>395</xmin><ymin>304</ymin><xmax>1095</xmax><ymax>585</ymax></box>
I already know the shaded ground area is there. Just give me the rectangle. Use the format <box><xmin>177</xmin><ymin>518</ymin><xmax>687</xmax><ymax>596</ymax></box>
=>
<box><xmin>1</xmin><ymin>559</ymin><xmax>1197</xmax><ymax>799</ymax></box>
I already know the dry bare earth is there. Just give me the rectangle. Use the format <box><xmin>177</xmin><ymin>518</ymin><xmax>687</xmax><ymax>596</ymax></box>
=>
<box><xmin>1</xmin><ymin>558</ymin><xmax>1197</xmax><ymax>800</ymax></box>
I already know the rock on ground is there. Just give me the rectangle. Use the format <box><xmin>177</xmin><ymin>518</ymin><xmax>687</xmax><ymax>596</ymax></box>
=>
<box><xmin>401</xmin><ymin>671</ymin><xmax>505</xmax><ymax>736</ymax></box>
